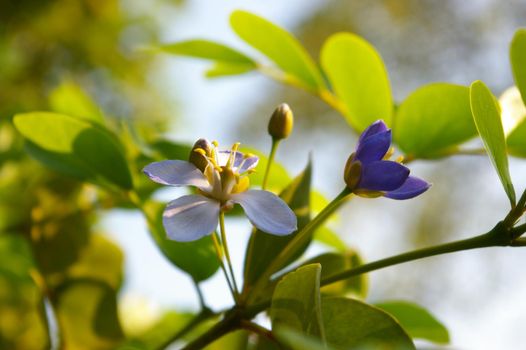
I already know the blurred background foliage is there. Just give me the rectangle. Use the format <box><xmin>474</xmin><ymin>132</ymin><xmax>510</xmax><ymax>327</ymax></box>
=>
<box><xmin>1</xmin><ymin>0</ymin><xmax>526</xmax><ymax>349</ymax></box>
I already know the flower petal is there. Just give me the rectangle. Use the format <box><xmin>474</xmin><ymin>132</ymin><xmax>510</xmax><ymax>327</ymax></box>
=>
<box><xmin>218</xmin><ymin>150</ymin><xmax>244</xmax><ymax>167</ymax></box>
<box><xmin>357</xmin><ymin>160</ymin><xmax>409</xmax><ymax>191</ymax></box>
<box><xmin>355</xmin><ymin>129</ymin><xmax>392</xmax><ymax>164</ymax></box>
<box><xmin>385</xmin><ymin>176</ymin><xmax>431</xmax><ymax>200</ymax></box>
<box><xmin>162</xmin><ymin>195</ymin><xmax>220</xmax><ymax>241</ymax></box>
<box><xmin>358</xmin><ymin>120</ymin><xmax>389</xmax><ymax>144</ymax></box>
<box><xmin>230</xmin><ymin>190</ymin><xmax>297</xmax><ymax>235</ymax></box>
<box><xmin>143</xmin><ymin>160</ymin><xmax>210</xmax><ymax>188</ymax></box>
<box><xmin>238</xmin><ymin>155</ymin><xmax>259</xmax><ymax>173</ymax></box>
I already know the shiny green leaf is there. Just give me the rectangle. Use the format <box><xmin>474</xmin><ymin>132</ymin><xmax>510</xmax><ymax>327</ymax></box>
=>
<box><xmin>205</xmin><ymin>62</ymin><xmax>255</xmax><ymax>78</ymax></box>
<box><xmin>49</xmin><ymin>81</ymin><xmax>104</xmax><ymax>124</ymax></box>
<box><xmin>230</xmin><ymin>10</ymin><xmax>325</xmax><ymax>91</ymax></box>
<box><xmin>470</xmin><ymin>81</ymin><xmax>515</xmax><ymax>205</ymax></box>
<box><xmin>375</xmin><ymin>301</ymin><xmax>449</xmax><ymax>344</ymax></box>
<box><xmin>143</xmin><ymin>201</ymin><xmax>219</xmax><ymax>282</ymax></box>
<box><xmin>322</xmin><ymin>297</ymin><xmax>415</xmax><ymax>350</ymax></box>
<box><xmin>510</xmin><ymin>29</ymin><xmax>526</xmax><ymax>105</ymax></box>
<box><xmin>321</xmin><ymin>33</ymin><xmax>393</xmax><ymax>131</ymax></box>
<box><xmin>159</xmin><ymin>39</ymin><xmax>255</xmax><ymax>65</ymax></box>
<box><xmin>270</xmin><ymin>264</ymin><xmax>325</xmax><ymax>340</ymax></box>
<box><xmin>303</xmin><ymin>251</ymin><xmax>367</xmax><ymax>299</ymax></box>
<box><xmin>243</xmin><ymin>160</ymin><xmax>311</xmax><ymax>293</ymax></box>
<box><xmin>275</xmin><ymin>327</ymin><xmax>334</xmax><ymax>350</ymax></box>
<box><xmin>55</xmin><ymin>280</ymin><xmax>124</xmax><ymax>350</ymax></box>
<box><xmin>394</xmin><ymin>83</ymin><xmax>476</xmax><ymax>158</ymax></box>
<box><xmin>313</xmin><ymin>227</ymin><xmax>346</xmax><ymax>252</ymax></box>
<box><xmin>13</xmin><ymin>112</ymin><xmax>132</xmax><ymax>190</ymax></box>
<box><xmin>0</xmin><ymin>235</ymin><xmax>49</xmax><ymax>350</ymax></box>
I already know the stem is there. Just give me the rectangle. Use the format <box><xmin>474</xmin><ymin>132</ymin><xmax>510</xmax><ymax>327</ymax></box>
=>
<box><xmin>182</xmin><ymin>310</ymin><xmax>241</xmax><ymax>350</ymax></box>
<box><xmin>219</xmin><ymin>211</ymin><xmax>240</xmax><ymax>300</ymax></box>
<box><xmin>240</xmin><ymin>320</ymin><xmax>276</xmax><ymax>343</ymax></box>
<box><xmin>262</xmin><ymin>139</ymin><xmax>279</xmax><ymax>190</ymax></box>
<box><xmin>250</xmin><ymin>188</ymin><xmax>351</xmax><ymax>296</ymax></box>
<box><xmin>321</xmin><ymin>225</ymin><xmax>508</xmax><ymax>286</ymax></box>
<box><xmin>192</xmin><ymin>279</ymin><xmax>207</xmax><ymax>310</ymax></box>
<box><xmin>212</xmin><ymin>232</ymin><xmax>237</xmax><ymax>302</ymax></box>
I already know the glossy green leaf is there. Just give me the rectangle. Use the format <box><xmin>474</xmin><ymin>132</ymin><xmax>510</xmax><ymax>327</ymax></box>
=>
<box><xmin>321</xmin><ymin>33</ymin><xmax>393</xmax><ymax>131</ymax></box>
<box><xmin>313</xmin><ymin>227</ymin><xmax>346</xmax><ymax>252</ymax></box>
<box><xmin>470</xmin><ymin>81</ymin><xmax>516</xmax><ymax>205</ymax></box>
<box><xmin>375</xmin><ymin>301</ymin><xmax>449</xmax><ymax>344</ymax></box>
<box><xmin>510</xmin><ymin>29</ymin><xmax>526</xmax><ymax>105</ymax></box>
<box><xmin>275</xmin><ymin>327</ymin><xmax>335</xmax><ymax>350</ymax></box>
<box><xmin>394</xmin><ymin>83</ymin><xmax>476</xmax><ymax>158</ymax></box>
<box><xmin>67</xmin><ymin>234</ymin><xmax>124</xmax><ymax>289</ymax></box>
<box><xmin>230</xmin><ymin>10</ymin><xmax>325</xmax><ymax>91</ymax></box>
<box><xmin>243</xmin><ymin>160</ymin><xmax>311</xmax><ymax>293</ymax></box>
<box><xmin>13</xmin><ymin>112</ymin><xmax>133</xmax><ymax>190</ymax></box>
<box><xmin>159</xmin><ymin>39</ymin><xmax>255</xmax><ymax>65</ymax></box>
<box><xmin>507</xmin><ymin>119</ymin><xmax>526</xmax><ymax>157</ymax></box>
<box><xmin>49</xmin><ymin>81</ymin><xmax>104</xmax><ymax>124</ymax></box>
<box><xmin>0</xmin><ymin>235</ymin><xmax>49</xmax><ymax>350</ymax></box>
<box><xmin>143</xmin><ymin>201</ymin><xmax>220</xmax><ymax>282</ymax></box>
<box><xmin>55</xmin><ymin>280</ymin><xmax>124</xmax><ymax>350</ymax></box>
<box><xmin>322</xmin><ymin>297</ymin><xmax>415</xmax><ymax>350</ymax></box>
<box><xmin>205</xmin><ymin>62</ymin><xmax>255</xmax><ymax>78</ymax></box>
<box><xmin>270</xmin><ymin>264</ymin><xmax>325</xmax><ymax>340</ymax></box>
<box><xmin>303</xmin><ymin>251</ymin><xmax>367</xmax><ymax>299</ymax></box>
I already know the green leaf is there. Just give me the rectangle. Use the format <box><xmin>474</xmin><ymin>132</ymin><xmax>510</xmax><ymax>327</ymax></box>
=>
<box><xmin>313</xmin><ymin>227</ymin><xmax>346</xmax><ymax>252</ymax></box>
<box><xmin>55</xmin><ymin>280</ymin><xmax>124</xmax><ymax>350</ymax></box>
<box><xmin>275</xmin><ymin>327</ymin><xmax>335</xmax><ymax>350</ymax></box>
<box><xmin>470</xmin><ymin>81</ymin><xmax>516</xmax><ymax>205</ymax></box>
<box><xmin>243</xmin><ymin>160</ymin><xmax>311</xmax><ymax>294</ymax></box>
<box><xmin>49</xmin><ymin>81</ymin><xmax>105</xmax><ymax>124</ymax></box>
<box><xmin>510</xmin><ymin>29</ymin><xmax>526</xmax><ymax>105</ymax></box>
<box><xmin>13</xmin><ymin>112</ymin><xmax>133</xmax><ymax>190</ymax></box>
<box><xmin>230</xmin><ymin>10</ymin><xmax>325</xmax><ymax>91</ymax></box>
<box><xmin>270</xmin><ymin>264</ymin><xmax>325</xmax><ymax>340</ymax></box>
<box><xmin>321</xmin><ymin>33</ymin><xmax>393</xmax><ymax>131</ymax></box>
<box><xmin>375</xmin><ymin>301</ymin><xmax>449</xmax><ymax>344</ymax></box>
<box><xmin>159</xmin><ymin>39</ymin><xmax>256</xmax><ymax>65</ymax></box>
<box><xmin>322</xmin><ymin>297</ymin><xmax>415</xmax><ymax>350</ymax></box>
<box><xmin>302</xmin><ymin>251</ymin><xmax>368</xmax><ymax>299</ymax></box>
<box><xmin>394</xmin><ymin>83</ymin><xmax>476</xmax><ymax>158</ymax></box>
<box><xmin>143</xmin><ymin>201</ymin><xmax>220</xmax><ymax>282</ymax></box>
<box><xmin>0</xmin><ymin>235</ymin><xmax>50</xmax><ymax>350</ymax></box>
<box><xmin>67</xmin><ymin>234</ymin><xmax>124</xmax><ymax>289</ymax></box>
<box><xmin>205</xmin><ymin>62</ymin><xmax>255</xmax><ymax>78</ymax></box>
<box><xmin>507</xmin><ymin>119</ymin><xmax>526</xmax><ymax>157</ymax></box>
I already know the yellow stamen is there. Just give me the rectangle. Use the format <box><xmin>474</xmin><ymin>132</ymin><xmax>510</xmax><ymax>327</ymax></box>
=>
<box><xmin>383</xmin><ymin>147</ymin><xmax>395</xmax><ymax>160</ymax></box>
<box><xmin>212</xmin><ymin>140</ymin><xmax>219</xmax><ymax>148</ymax></box>
<box><xmin>396</xmin><ymin>155</ymin><xmax>404</xmax><ymax>163</ymax></box>
<box><xmin>227</xmin><ymin>142</ymin><xmax>241</xmax><ymax>168</ymax></box>
<box><xmin>193</xmin><ymin>148</ymin><xmax>207</xmax><ymax>156</ymax></box>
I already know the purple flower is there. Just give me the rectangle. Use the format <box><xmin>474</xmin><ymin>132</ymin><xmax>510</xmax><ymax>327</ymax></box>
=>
<box><xmin>143</xmin><ymin>140</ymin><xmax>297</xmax><ymax>242</ymax></box>
<box><xmin>344</xmin><ymin>120</ymin><xmax>430</xmax><ymax>199</ymax></box>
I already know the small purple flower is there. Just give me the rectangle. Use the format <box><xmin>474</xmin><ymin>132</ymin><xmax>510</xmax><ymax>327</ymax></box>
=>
<box><xmin>143</xmin><ymin>140</ymin><xmax>297</xmax><ymax>242</ymax></box>
<box><xmin>344</xmin><ymin>120</ymin><xmax>430</xmax><ymax>199</ymax></box>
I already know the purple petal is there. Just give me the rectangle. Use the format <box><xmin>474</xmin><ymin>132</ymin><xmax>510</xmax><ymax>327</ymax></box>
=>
<box><xmin>143</xmin><ymin>160</ymin><xmax>210</xmax><ymax>188</ymax></box>
<box><xmin>358</xmin><ymin>120</ymin><xmax>389</xmax><ymax>144</ymax></box>
<box><xmin>357</xmin><ymin>160</ymin><xmax>409</xmax><ymax>191</ymax></box>
<box><xmin>218</xmin><ymin>150</ymin><xmax>244</xmax><ymax>167</ymax></box>
<box><xmin>238</xmin><ymin>155</ymin><xmax>259</xmax><ymax>173</ymax></box>
<box><xmin>385</xmin><ymin>176</ymin><xmax>431</xmax><ymax>200</ymax></box>
<box><xmin>354</xmin><ymin>130</ymin><xmax>392</xmax><ymax>164</ymax></box>
<box><xmin>163</xmin><ymin>194</ymin><xmax>220</xmax><ymax>241</ymax></box>
<box><xmin>230</xmin><ymin>190</ymin><xmax>297</xmax><ymax>235</ymax></box>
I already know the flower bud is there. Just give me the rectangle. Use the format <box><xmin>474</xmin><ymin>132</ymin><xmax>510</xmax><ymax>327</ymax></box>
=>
<box><xmin>343</xmin><ymin>153</ymin><xmax>362</xmax><ymax>190</ymax></box>
<box><xmin>268</xmin><ymin>103</ymin><xmax>294</xmax><ymax>140</ymax></box>
<box><xmin>189</xmin><ymin>138</ymin><xmax>212</xmax><ymax>172</ymax></box>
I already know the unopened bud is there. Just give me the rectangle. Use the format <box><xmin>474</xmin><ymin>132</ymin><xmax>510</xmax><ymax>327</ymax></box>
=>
<box><xmin>343</xmin><ymin>153</ymin><xmax>362</xmax><ymax>190</ymax></box>
<box><xmin>268</xmin><ymin>103</ymin><xmax>294</xmax><ymax>140</ymax></box>
<box><xmin>189</xmin><ymin>138</ymin><xmax>212</xmax><ymax>172</ymax></box>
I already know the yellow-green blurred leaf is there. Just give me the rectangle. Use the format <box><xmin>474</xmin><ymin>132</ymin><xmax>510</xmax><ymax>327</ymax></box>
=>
<box><xmin>49</xmin><ymin>81</ymin><xmax>105</xmax><ymax>124</ymax></box>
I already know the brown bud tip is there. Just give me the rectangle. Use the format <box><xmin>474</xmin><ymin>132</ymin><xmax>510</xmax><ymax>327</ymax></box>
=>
<box><xmin>343</xmin><ymin>153</ymin><xmax>362</xmax><ymax>190</ymax></box>
<box><xmin>268</xmin><ymin>103</ymin><xmax>294</xmax><ymax>140</ymax></box>
<box><xmin>189</xmin><ymin>138</ymin><xmax>212</xmax><ymax>172</ymax></box>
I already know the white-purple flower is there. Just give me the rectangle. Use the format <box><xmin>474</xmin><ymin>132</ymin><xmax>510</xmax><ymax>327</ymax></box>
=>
<box><xmin>344</xmin><ymin>120</ymin><xmax>430</xmax><ymax>200</ymax></box>
<box><xmin>143</xmin><ymin>140</ymin><xmax>297</xmax><ymax>242</ymax></box>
